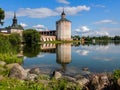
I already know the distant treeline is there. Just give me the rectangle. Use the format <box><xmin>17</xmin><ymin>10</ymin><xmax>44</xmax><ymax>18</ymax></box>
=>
<box><xmin>72</xmin><ymin>35</ymin><xmax>120</xmax><ymax>41</ymax></box>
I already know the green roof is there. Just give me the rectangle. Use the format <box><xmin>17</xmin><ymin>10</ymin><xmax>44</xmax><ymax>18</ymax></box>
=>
<box><xmin>7</xmin><ymin>25</ymin><xmax>24</xmax><ymax>30</ymax></box>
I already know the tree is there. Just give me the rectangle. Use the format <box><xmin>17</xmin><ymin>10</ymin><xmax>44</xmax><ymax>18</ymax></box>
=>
<box><xmin>9</xmin><ymin>33</ymin><xmax>21</xmax><ymax>45</ymax></box>
<box><xmin>0</xmin><ymin>8</ymin><xmax>5</xmax><ymax>25</ymax></box>
<box><xmin>23</xmin><ymin>29</ymin><xmax>40</xmax><ymax>44</ymax></box>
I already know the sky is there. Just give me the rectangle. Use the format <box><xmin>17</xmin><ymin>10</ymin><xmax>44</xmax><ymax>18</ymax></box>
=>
<box><xmin>0</xmin><ymin>0</ymin><xmax>120</xmax><ymax>36</ymax></box>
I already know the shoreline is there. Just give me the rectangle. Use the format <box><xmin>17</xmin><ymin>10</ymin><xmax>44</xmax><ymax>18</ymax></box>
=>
<box><xmin>0</xmin><ymin>61</ymin><xmax>120</xmax><ymax>90</ymax></box>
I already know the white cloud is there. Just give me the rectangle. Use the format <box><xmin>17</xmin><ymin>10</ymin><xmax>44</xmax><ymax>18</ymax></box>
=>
<box><xmin>20</xmin><ymin>22</ymin><xmax>28</xmax><ymax>27</ymax></box>
<box><xmin>75</xmin><ymin>26</ymin><xmax>90</xmax><ymax>33</ymax></box>
<box><xmin>5</xmin><ymin>8</ymin><xmax>58</xmax><ymax>19</ymax></box>
<box><xmin>5</xmin><ymin>5</ymin><xmax>90</xmax><ymax>19</ymax></box>
<box><xmin>98</xmin><ymin>27</ymin><xmax>120</xmax><ymax>36</ymax></box>
<box><xmin>76</xmin><ymin>50</ymin><xmax>89</xmax><ymax>56</ymax></box>
<box><xmin>74</xmin><ymin>25</ymin><xmax>110</xmax><ymax>36</ymax></box>
<box><xmin>56</xmin><ymin>5</ymin><xmax>90</xmax><ymax>15</ymax></box>
<box><xmin>57</xmin><ymin>0</ymin><xmax>70</xmax><ymax>4</ymax></box>
<box><xmin>95</xmin><ymin>19</ymin><xmax>118</xmax><ymax>25</ymax></box>
<box><xmin>33</xmin><ymin>24</ymin><xmax>46</xmax><ymax>31</ymax></box>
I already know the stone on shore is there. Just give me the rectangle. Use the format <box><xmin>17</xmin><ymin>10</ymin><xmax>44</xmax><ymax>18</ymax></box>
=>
<box><xmin>29</xmin><ymin>67</ymin><xmax>40</xmax><ymax>75</ymax></box>
<box><xmin>63</xmin><ymin>76</ymin><xmax>76</xmax><ymax>82</ymax></box>
<box><xmin>6</xmin><ymin>63</ymin><xmax>19</xmax><ymax>70</ymax></box>
<box><xmin>8</xmin><ymin>64</ymin><xmax>27</xmax><ymax>80</ymax></box>
<box><xmin>76</xmin><ymin>78</ymin><xmax>89</xmax><ymax>86</ymax></box>
<box><xmin>0</xmin><ymin>75</ymin><xmax>4</xmax><ymax>81</ymax></box>
<box><xmin>117</xmin><ymin>78</ymin><xmax>120</xmax><ymax>86</ymax></box>
<box><xmin>0</xmin><ymin>61</ymin><xmax>6</xmax><ymax>66</ymax></box>
<box><xmin>53</xmin><ymin>71</ymin><xmax>62</xmax><ymax>79</ymax></box>
<box><xmin>26</xmin><ymin>74</ymin><xmax>37</xmax><ymax>81</ymax></box>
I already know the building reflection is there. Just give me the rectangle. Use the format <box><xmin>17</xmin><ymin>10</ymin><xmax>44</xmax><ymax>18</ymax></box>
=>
<box><xmin>40</xmin><ymin>43</ymin><xmax>71</xmax><ymax>72</ymax></box>
<box><xmin>40</xmin><ymin>43</ymin><xmax>56</xmax><ymax>53</ymax></box>
<box><xmin>56</xmin><ymin>43</ymin><xmax>71</xmax><ymax>72</ymax></box>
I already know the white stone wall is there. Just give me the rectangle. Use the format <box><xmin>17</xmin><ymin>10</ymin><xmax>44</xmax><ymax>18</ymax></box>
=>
<box><xmin>11</xmin><ymin>29</ymin><xmax>23</xmax><ymax>42</ymax></box>
<box><xmin>57</xmin><ymin>21</ymin><xmax>71</xmax><ymax>41</ymax></box>
<box><xmin>40</xmin><ymin>35</ymin><xmax>56</xmax><ymax>42</ymax></box>
<box><xmin>11</xmin><ymin>29</ymin><xmax>23</xmax><ymax>37</ymax></box>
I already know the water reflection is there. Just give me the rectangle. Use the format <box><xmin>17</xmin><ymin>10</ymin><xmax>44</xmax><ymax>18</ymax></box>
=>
<box><xmin>23</xmin><ymin>44</ymin><xmax>40</xmax><ymax>57</ymax></box>
<box><xmin>40</xmin><ymin>43</ymin><xmax>56</xmax><ymax>53</ymax></box>
<box><xmin>56</xmin><ymin>43</ymin><xmax>71</xmax><ymax>72</ymax></box>
<box><xmin>23</xmin><ymin>41</ymin><xmax>120</xmax><ymax>73</ymax></box>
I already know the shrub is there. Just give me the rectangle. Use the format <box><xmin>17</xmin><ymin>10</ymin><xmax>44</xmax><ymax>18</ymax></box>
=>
<box><xmin>9</xmin><ymin>33</ymin><xmax>21</xmax><ymax>45</ymax></box>
<box><xmin>113</xmin><ymin>69</ymin><xmax>120</xmax><ymax>80</ymax></box>
<box><xmin>23</xmin><ymin>29</ymin><xmax>40</xmax><ymax>44</ymax></box>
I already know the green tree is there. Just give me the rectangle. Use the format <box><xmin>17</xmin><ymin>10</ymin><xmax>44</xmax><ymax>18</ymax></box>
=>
<box><xmin>9</xmin><ymin>33</ymin><xmax>21</xmax><ymax>45</ymax></box>
<box><xmin>23</xmin><ymin>29</ymin><xmax>40</xmax><ymax>44</ymax></box>
<box><xmin>0</xmin><ymin>8</ymin><xmax>5</xmax><ymax>25</ymax></box>
<box><xmin>0</xmin><ymin>34</ymin><xmax>11</xmax><ymax>53</ymax></box>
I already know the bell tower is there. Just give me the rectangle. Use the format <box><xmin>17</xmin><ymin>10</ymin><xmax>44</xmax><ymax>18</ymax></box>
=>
<box><xmin>12</xmin><ymin>12</ymin><xmax>17</xmax><ymax>27</ymax></box>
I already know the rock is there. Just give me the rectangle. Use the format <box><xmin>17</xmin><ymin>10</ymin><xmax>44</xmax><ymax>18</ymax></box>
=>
<box><xmin>29</xmin><ymin>67</ymin><xmax>40</xmax><ymax>75</ymax></box>
<box><xmin>0</xmin><ymin>75</ymin><xmax>4</xmax><ymax>80</ymax></box>
<box><xmin>6</xmin><ymin>63</ymin><xmax>19</xmax><ymax>70</ymax></box>
<box><xmin>0</xmin><ymin>67</ymin><xmax>5</xmax><ymax>72</ymax></box>
<box><xmin>25</xmin><ymin>69</ymin><xmax>30</xmax><ymax>74</ymax></box>
<box><xmin>63</xmin><ymin>76</ymin><xmax>76</xmax><ymax>82</ymax></box>
<box><xmin>26</xmin><ymin>74</ymin><xmax>37</xmax><ymax>81</ymax></box>
<box><xmin>100</xmin><ymin>75</ymin><xmax>109</xmax><ymax>87</ymax></box>
<box><xmin>76</xmin><ymin>78</ymin><xmax>89</xmax><ymax>86</ymax></box>
<box><xmin>91</xmin><ymin>75</ymin><xmax>99</xmax><ymax>85</ymax></box>
<box><xmin>82</xmin><ymin>67</ymin><xmax>89</xmax><ymax>71</ymax></box>
<box><xmin>0</xmin><ymin>61</ymin><xmax>6</xmax><ymax>66</ymax></box>
<box><xmin>74</xmin><ymin>74</ymin><xmax>84</xmax><ymax>79</ymax></box>
<box><xmin>117</xmin><ymin>78</ymin><xmax>120</xmax><ymax>86</ymax></box>
<box><xmin>53</xmin><ymin>71</ymin><xmax>62</xmax><ymax>79</ymax></box>
<box><xmin>8</xmin><ymin>64</ymin><xmax>27</xmax><ymax>80</ymax></box>
<box><xmin>90</xmin><ymin>75</ymin><xmax>101</xmax><ymax>90</ymax></box>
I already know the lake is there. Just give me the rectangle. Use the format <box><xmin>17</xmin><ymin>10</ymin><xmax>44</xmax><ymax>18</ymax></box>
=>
<box><xmin>22</xmin><ymin>42</ymin><xmax>120</xmax><ymax>75</ymax></box>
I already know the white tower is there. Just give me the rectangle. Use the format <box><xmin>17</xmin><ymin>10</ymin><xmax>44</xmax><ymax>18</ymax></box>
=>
<box><xmin>56</xmin><ymin>10</ymin><xmax>71</xmax><ymax>41</ymax></box>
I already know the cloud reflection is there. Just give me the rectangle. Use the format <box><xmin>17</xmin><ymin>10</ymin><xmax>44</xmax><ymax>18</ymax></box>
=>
<box><xmin>76</xmin><ymin>50</ymin><xmax>89</xmax><ymax>56</ymax></box>
<box><xmin>93</xmin><ymin>57</ymin><xmax>113</xmax><ymax>61</ymax></box>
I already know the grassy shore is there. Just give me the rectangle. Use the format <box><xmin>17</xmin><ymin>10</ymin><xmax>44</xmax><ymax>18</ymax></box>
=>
<box><xmin>39</xmin><ymin>40</ymin><xmax>81</xmax><ymax>44</ymax></box>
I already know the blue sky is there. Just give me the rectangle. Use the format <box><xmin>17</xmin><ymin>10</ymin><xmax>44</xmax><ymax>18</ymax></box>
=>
<box><xmin>0</xmin><ymin>0</ymin><xmax>120</xmax><ymax>36</ymax></box>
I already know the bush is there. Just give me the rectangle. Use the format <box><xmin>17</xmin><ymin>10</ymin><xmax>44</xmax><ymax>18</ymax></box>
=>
<box><xmin>0</xmin><ymin>34</ymin><xmax>12</xmax><ymax>53</ymax></box>
<box><xmin>9</xmin><ymin>33</ymin><xmax>21</xmax><ymax>45</ymax></box>
<box><xmin>23</xmin><ymin>29</ymin><xmax>40</xmax><ymax>44</ymax></box>
<box><xmin>113</xmin><ymin>70</ymin><xmax>120</xmax><ymax>80</ymax></box>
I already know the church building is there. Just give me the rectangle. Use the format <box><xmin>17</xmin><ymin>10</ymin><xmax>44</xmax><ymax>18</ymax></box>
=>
<box><xmin>0</xmin><ymin>12</ymin><xmax>23</xmax><ymax>36</ymax></box>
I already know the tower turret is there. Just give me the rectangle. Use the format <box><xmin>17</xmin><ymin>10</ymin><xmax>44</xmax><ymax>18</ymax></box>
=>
<box><xmin>12</xmin><ymin>12</ymin><xmax>17</xmax><ymax>27</ymax></box>
<box><xmin>61</xmin><ymin>9</ymin><xmax>66</xmax><ymax>19</ymax></box>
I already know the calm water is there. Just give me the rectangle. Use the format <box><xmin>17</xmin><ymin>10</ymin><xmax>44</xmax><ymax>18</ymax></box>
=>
<box><xmin>22</xmin><ymin>43</ymin><xmax>120</xmax><ymax>75</ymax></box>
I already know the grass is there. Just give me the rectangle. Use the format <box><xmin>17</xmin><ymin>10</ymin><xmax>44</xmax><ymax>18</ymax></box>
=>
<box><xmin>39</xmin><ymin>40</ymin><xmax>81</xmax><ymax>44</ymax></box>
<box><xmin>0</xmin><ymin>77</ymin><xmax>82</xmax><ymax>90</ymax></box>
<box><xmin>0</xmin><ymin>53</ymin><xmax>23</xmax><ymax>64</ymax></box>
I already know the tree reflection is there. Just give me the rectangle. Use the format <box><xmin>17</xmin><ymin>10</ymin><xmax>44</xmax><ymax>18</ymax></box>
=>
<box><xmin>23</xmin><ymin>44</ymin><xmax>40</xmax><ymax>58</ymax></box>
